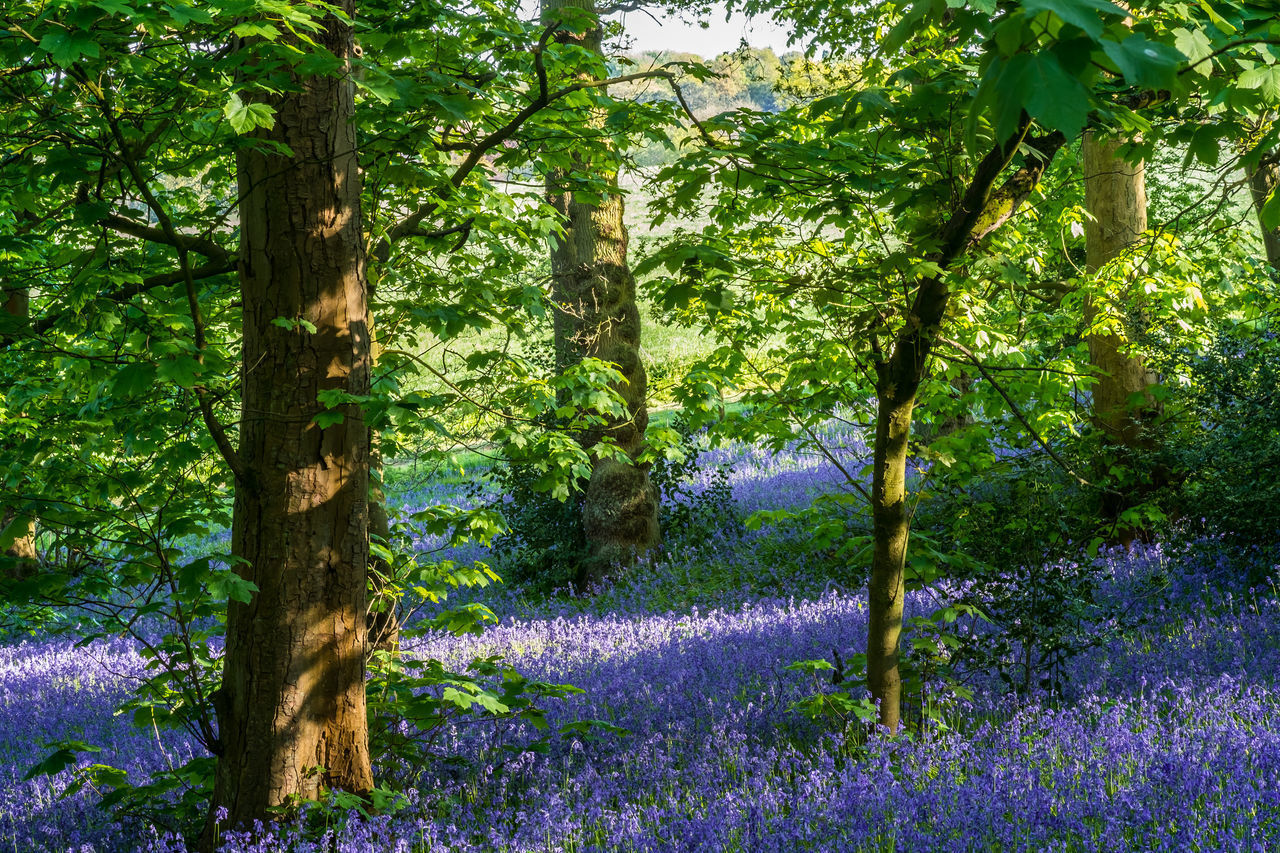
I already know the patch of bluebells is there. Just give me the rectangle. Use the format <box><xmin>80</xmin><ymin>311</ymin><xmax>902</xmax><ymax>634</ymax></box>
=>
<box><xmin>3</xmin><ymin>433</ymin><xmax>1280</xmax><ymax>851</ymax></box>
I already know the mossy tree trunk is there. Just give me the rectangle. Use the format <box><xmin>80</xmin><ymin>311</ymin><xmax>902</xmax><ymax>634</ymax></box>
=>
<box><xmin>865</xmin><ymin>123</ymin><xmax>1064</xmax><ymax>731</ymax></box>
<box><xmin>1082</xmin><ymin>132</ymin><xmax>1160</xmax><ymax>543</ymax></box>
<box><xmin>542</xmin><ymin>0</ymin><xmax>659</xmax><ymax>585</ymax></box>
<box><xmin>1245</xmin><ymin>144</ymin><xmax>1280</xmax><ymax>270</ymax></box>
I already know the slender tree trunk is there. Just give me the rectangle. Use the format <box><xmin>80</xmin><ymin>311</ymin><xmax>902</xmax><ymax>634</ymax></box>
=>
<box><xmin>1083</xmin><ymin>131</ymin><xmax>1157</xmax><ymax>448</ymax></box>
<box><xmin>204</xmin><ymin>3</ymin><xmax>374</xmax><ymax>842</ymax></box>
<box><xmin>864</xmin><ymin>123</ymin><xmax>1064</xmax><ymax>731</ymax></box>
<box><xmin>1245</xmin><ymin>147</ymin><xmax>1280</xmax><ymax>270</ymax></box>
<box><xmin>542</xmin><ymin>0</ymin><xmax>659</xmax><ymax>584</ymax></box>
<box><xmin>868</xmin><ymin>392</ymin><xmax>914</xmax><ymax>732</ymax></box>
<box><xmin>367</xmin><ymin>428</ymin><xmax>399</xmax><ymax>653</ymax></box>
<box><xmin>2</xmin><ymin>286</ymin><xmax>37</xmax><ymax>579</ymax></box>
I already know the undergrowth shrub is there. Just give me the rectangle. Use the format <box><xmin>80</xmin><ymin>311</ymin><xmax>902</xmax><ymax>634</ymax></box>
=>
<box><xmin>925</xmin><ymin>451</ymin><xmax>1115</xmax><ymax>696</ymax></box>
<box><xmin>1160</xmin><ymin>318</ymin><xmax>1280</xmax><ymax>566</ymax></box>
<box><xmin>487</xmin><ymin>414</ymin><xmax>739</xmax><ymax>593</ymax></box>
<box><xmin>482</xmin><ymin>460</ymin><xmax>590</xmax><ymax>593</ymax></box>
<box><xmin>647</xmin><ymin>414</ymin><xmax>739</xmax><ymax>544</ymax></box>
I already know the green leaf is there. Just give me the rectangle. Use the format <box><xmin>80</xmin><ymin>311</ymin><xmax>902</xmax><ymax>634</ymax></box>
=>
<box><xmin>1186</xmin><ymin>124</ymin><xmax>1221</xmax><ymax>167</ymax></box>
<box><xmin>208</xmin><ymin>572</ymin><xmax>259</xmax><ymax>605</ymax></box>
<box><xmin>313</xmin><ymin>410</ymin><xmax>345</xmax><ymax>428</ymax></box>
<box><xmin>1023</xmin><ymin>0</ymin><xmax>1126</xmax><ymax>39</ymax></box>
<box><xmin>1101</xmin><ymin>34</ymin><xmax>1184</xmax><ymax>89</ymax></box>
<box><xmin>1196</xmin><ymin>0</ymin><xmax>1237</xmax><ymax>34</ymax></box>
<box><xmin>156</xmin><ymin>355</ymin><xmax>203</xmax><ymax>389</ymax></box>
<box><xmin>232</xmin><ymin>22</ymin><xmax>282</xmax><ymax>40</ymax></box>
<box><xmin>271</xmin><ymin>316</ymin><xmax>317</xmax><ymax>333</ymax></box>
<box><xmin>1172</xmin><ymin>27</ymin><xmax>1215</xmax><ymax>77</ymax></box>
<box><xmin>39</xmin><ymin>31</ymin><xmax>101</xmax><ymax>68</ymax></box>
<box><xmin>224</xmin><ymin>94</ymin><xmax>276</xmax><ymax>134</ymax></box>
<box><xmin>1017</xmin><ymin>53</ymin><xmax>1090</xmax><ymax>138</ymax></box>
<box><xmin>110</xmin><ymin>363</ymin><xmax>158</xmax><ymax>398</ymax></box>
<box><xmin>24</xmin><ymin>741</ymin><xmax>101</xmax><ymax>780</ymax></box>
<box><xmin>1238</xmin><ymin>65</ymin><xmax>1280</xmax><ymax>104</ymax></box>
<box><xmin>1260</xmin><ymin>187</ymin><xmax>1280</xmax><ymax>230</ymax></box>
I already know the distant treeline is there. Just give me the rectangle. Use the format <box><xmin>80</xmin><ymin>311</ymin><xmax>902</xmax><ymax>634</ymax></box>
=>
<box><xmin>611</xmin><ymin>48</ymin><xmax>857</xmax><ymax>118</ymax></box>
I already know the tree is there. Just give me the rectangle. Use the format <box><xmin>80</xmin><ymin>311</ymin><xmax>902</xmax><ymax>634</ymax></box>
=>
<box><xmin>1081</xmin><ymin>131</ymin><xmax>1162</xmax><ymax>541</ymax></box>
<box><xmin>542</xmin><ymin>0</ymin><xmax>659</xmax><ymax>582</ymax></box>
<box><xmin>1083</xmin><ymin>132</ymin><xmax>1157</xmax><ymax>447</ymax></box>
<box><xmin>1244</xmin><ymin>130</ymin><xmax>1280</xmax><ymax>270</ymax></box>
<box><xmin>203</xmin><ymin>1</ymin><xmax>376</xmax><ymax>838</ymax></box>
<box><xmin>643</xmin><ymin>0</ymin><xmax>1267</xmax><ymax>730</ymax></box>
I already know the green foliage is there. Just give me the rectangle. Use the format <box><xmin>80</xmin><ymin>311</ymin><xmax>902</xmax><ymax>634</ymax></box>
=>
<box><xmin>924</xmin><ymin>451</ymin><xmax>1117</xmax><ymax>695</ymax></box>
<box><xmin>368</xmin><ymin>650</ymin><xmax>624</xmax><ymax>792</ymax></box>
<box><xmin>785</xmin><ymin>654</ymin><xmax>878</xmax><ymax>741</ymax></box>
<box><xmin>6</xmin><ymin>0</ymin><xmax>1280</xmax><ymax>835</ymax></box>
<box><xmin>1160</xmin><ymin>317</ymin><xmax>1280</xmax><ymax>557</ymax></box>
<box><xmin>646</xmin><ymin>414</ymin><xmax>740</xmax><ymax>542</ymax></box>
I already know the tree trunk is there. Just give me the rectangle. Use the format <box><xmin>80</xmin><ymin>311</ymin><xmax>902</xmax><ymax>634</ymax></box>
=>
<box><xmin>205</xmin><ymin>3</ymin><xmax>374</xmax><ymax>841</ymax></box>
<box><xmin>864</xmin><ymin>123</ymin><xmax>1064</xmax><ymax>732</ymax></box>
<box><xmin>1083</xmin><ymin>132</ymin><xmax>1157</xmax><ymax>448</ymax></box>
<box><xmin>543</xmin><ymin>0</ymin><xmax>659</xmax><ymax>584</ymax></box>
<box><xmin>1</xmin><ymin>509</ymin><xmax>37</xmax><ymax>580</ymax></box>
<box><xmin>367</xmin><ymin>429</ymin><xmax>399</xmax><ymax>653</ymax></box>
<box><xmin>2</xmin><ymin>286</ymin><xmax>37</xmax><ymax>579</ymax></box>
<box><xmin>1245</xmin><ymin>147</ymin><xmax>1280</xmax><ymax>270</ymax></box>
<box><xmin>867</xmin><ymin>391</ymin><xmax>914</xmax><ymax>733</ymax></box>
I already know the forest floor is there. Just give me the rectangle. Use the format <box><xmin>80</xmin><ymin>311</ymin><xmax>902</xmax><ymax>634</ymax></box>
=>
<box><xmin>2</xmin><ymin>428</ymin><xmax>1279</xmax><ymax>852</ymax></box>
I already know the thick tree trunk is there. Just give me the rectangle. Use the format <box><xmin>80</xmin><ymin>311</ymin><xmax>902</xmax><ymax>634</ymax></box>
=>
<box><xmin>1245</xmin><ymin>149</ymin><xmax>1280</xmax><ymax>270</ymax></box>
<box><xmin>205</xmin><ymin>3</ymin><xmax>374</xmax><ymax>842</ymax></box>
<box><xmin>1083</xmin><ymin>132</ymin><xmax>1157</xmax><ymax>448</ymax></box>
<box><xmin>543</xmin><ymin>0</ymin><xmax>659</xmax><ymax>584</ymax></box>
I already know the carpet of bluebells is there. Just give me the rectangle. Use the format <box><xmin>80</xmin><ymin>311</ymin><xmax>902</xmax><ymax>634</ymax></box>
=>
<box><xmin>3</xmin><ymin>429</ymin><xmax>1280</xmax><ymax>852</ymax></box>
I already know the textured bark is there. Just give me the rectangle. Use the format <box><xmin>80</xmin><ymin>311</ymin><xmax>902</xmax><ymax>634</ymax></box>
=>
<box><xmin>543</xmin><ymin>0</ymin><xmax>658</xmax><ymax>583</ymax></box>
<box><xmin>1083</xmin><ymin>132</ymin><xmax>1158</xmax><ymax>448</ymax></box>
<box><xmin>204</xmin><ymin>3</ymin><xmax>374</xmax><ymax>842</ymax></box>
<box><xmin>1245</xmin><ymin>148</ymin><xmax>1280</xmax><ymax>270</ymax></box>
<box><xmin>868</xmin><ymin>393</ymin><xmax>912</xmax><ymax>732</ymax></box>
<box><xmin>3</xmin><ymin>286</ymin><xmax>28</xmax><ymax>324</ymax></box>
<box><xmin>1</xmin><ymin>509</ymin><xmax>37</xmax><ymax>580</ymax></box>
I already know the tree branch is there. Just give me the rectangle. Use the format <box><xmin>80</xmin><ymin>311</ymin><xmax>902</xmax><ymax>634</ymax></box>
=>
<box><xmin>938</xmin><ymin>336</ymin><xmax>1092</xmax><ymax>488</ymax></box>
<box><xmin>26</xmin><ymin>260</ymin><xmax>236</xmax><ymax>339</ymax></box>
<box><xmin>99</xmin><ymin>211</ymin><xmax>230</xmax><ymax>263</ymax></box>
<box><xmin>77</xmin><ymin>63</ymin><xmax>248</xmax><ymax>484</ymax></box>
<box><xmin>371</xmin><ymin>30</ymin><xmax>682</xmax><ymax>262</ymax></box>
